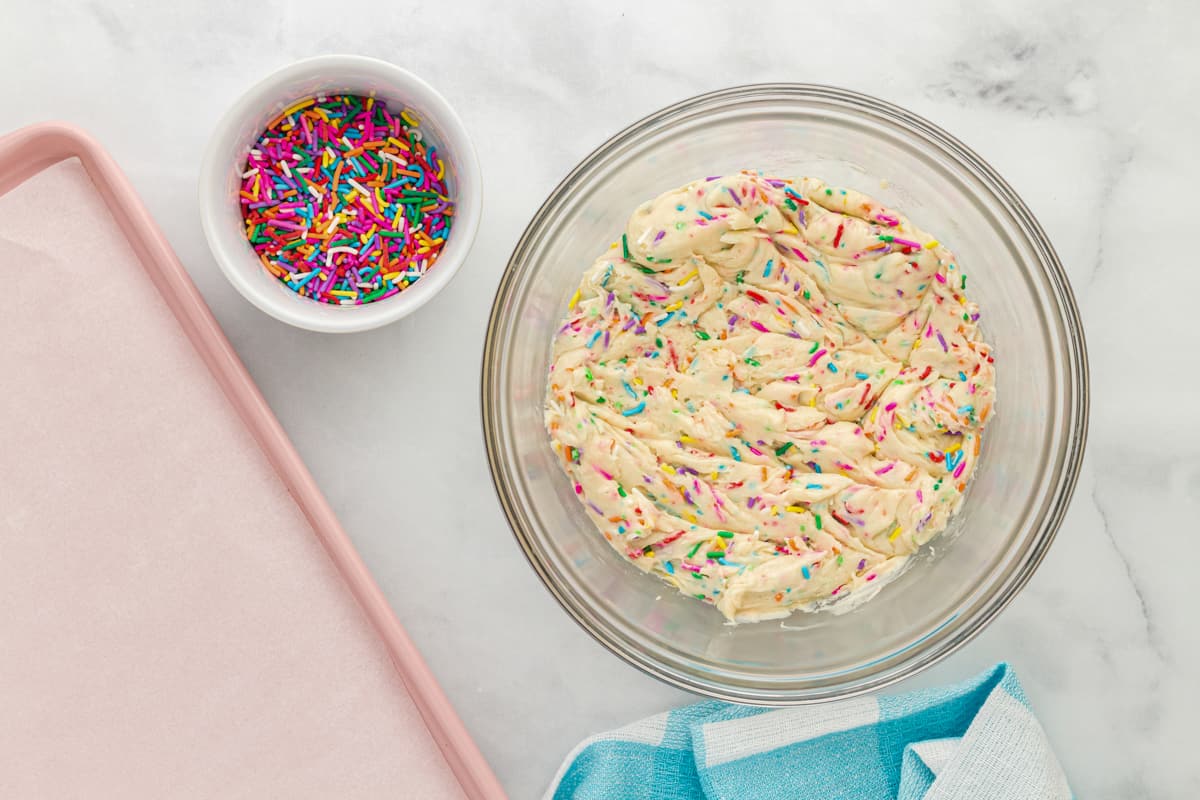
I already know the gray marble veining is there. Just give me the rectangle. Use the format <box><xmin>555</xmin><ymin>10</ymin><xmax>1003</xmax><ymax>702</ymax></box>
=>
<box><xmin>2</xmin><ymin>0</ymin><xmax>1197</xmax><ymax>797</ymax></box>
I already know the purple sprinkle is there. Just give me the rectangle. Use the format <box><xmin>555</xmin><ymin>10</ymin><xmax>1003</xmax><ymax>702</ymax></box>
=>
<box><xmin>654</xmin><ymin>230</ymin><xmax>666</xmax><ymax>243</ymax></box>
<box><xmin>857</xmin><ymin>559</ymin><xmax>867</xmax><ymax>570</ymax></box>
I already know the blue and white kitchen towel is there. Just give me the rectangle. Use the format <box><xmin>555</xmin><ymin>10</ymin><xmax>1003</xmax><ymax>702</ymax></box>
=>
<box><xmin>547</xmin><ymin>663</ymin><xmax>1070</xmax><ymax>800</ymax></box>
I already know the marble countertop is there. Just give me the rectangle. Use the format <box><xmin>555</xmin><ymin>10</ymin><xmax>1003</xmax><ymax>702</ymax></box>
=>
<box><xmin>3</xmin><ymin>1</ymin><xmax>1195</xmax><ymax>797</ymax></box>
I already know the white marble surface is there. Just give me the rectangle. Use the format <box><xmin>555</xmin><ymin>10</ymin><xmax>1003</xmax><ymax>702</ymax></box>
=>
<box><xmin>2</xmin><ymin>1</ymin><xmax>1196</xmax><ymax>797</ymax></box>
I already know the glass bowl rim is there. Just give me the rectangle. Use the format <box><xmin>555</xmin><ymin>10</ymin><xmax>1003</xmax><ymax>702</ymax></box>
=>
<box><xmin>481</xmin><ymin>82</ymin><xmax>1090</xmax><ymax>704</ymax></box>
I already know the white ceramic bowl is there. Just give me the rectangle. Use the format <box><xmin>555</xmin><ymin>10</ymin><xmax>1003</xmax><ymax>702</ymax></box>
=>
<box><xmin>199</xmin><ymin>55</ymin><xmax>481</xmax><ymax>333</ymax></box>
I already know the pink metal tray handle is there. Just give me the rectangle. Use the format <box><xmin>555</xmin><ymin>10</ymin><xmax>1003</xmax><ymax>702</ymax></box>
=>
<box><xmin>0</xmin><ymin>122</ymin><xmax>506</xmax><ymax>800</ymax></box>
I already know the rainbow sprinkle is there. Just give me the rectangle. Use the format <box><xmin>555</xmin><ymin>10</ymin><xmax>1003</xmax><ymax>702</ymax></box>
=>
<box><xmin>239</xmin><ymin>94</ymin><xmax>453</xmax><ymax>305</ymax></box>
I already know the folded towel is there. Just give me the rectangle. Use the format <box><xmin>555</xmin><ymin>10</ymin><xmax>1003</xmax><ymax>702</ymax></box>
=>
<box><xmin>546</xmin><ymin>663</ymin><xmax>1070</xmax><ymax>800</ymax></box>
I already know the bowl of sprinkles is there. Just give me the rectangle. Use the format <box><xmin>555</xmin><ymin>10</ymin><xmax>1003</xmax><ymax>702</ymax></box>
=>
<box><xmin>200</xmin><ymin>55</ymin><xmax>480</xmax><ymax>332</ymax></box>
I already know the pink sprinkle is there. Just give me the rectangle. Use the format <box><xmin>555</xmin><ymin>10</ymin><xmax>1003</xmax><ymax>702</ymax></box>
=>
<box><xmin>953</xmin><ymin>461</ymin><xmax>966</xmax><ymax>479</ymax></box>
<box><xmin>892</xmin><ymin>237</ymin><xmax>921</xmax><ymax>249</ymax></box>
<box><xmin>791</xmin><ymin>247</ymin><xmax>810</xmax><ymax>262</ymax></box>
<box><xmin>746</xmin><ymin>445</ymin><xmax>763</xmax><ymax>457</ymax></box>
<box><xmin>574</xmin><ymin>483</ymin><xmax>583</xmax><ymax>495</ymax></box>
<box><xmin>750</xmin><ymin>320</ymin><xmax>770</xmax><ymax>333</ymax></box>
<box><xmin>595</xmin><ymin>467</ymin><xmax>614</xmax><ymax>481</ymax></box>
<box><xmin>874</xmin><ymin>464</ymin><xmax>894</xmax><ymax>475</ymax></box>
<box><xmin>935</xmin><ymin>272</ymin><xmax>947</xmax><ymax>284</ymax></box>
<box><xmin>866</xmin><ymin>574</ymin><xmax>877</xmax><ymax>582</ymax></box>
<box><xmin>885</xmin><ymin>402</ymin><xmax>898</xmax><ymax>412</ymax></box>
<box><xmin>782</xmin><ymin>374</ymin><xmax>801</xmax><ymax>382</ymax></box>
<box><xmin>916</xmin><ymin>489</ymin><xmax>924</xmax><ymax>502</ymax></box>
<box><xmin>681</xmin><ymin>562</ymin><xmax>702</xmax><ymax>573</ymax></box>
<box><xmin>807</xmin><ymin>348</ymin><xmax>827</xmax><ymax>367</ymax></box>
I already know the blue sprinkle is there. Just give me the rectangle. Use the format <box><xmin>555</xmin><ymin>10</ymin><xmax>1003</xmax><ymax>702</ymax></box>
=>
<box><xmin>763</xmin><ymin>259</ymin><xmax>774</xmax><ymax>278</ymax></box>
<box><xmin>586</xmin><ymin>330</ymin><xmax>602</xmax><ymax>348</ymax></box>
<box><xmin>854</xmin><ymin>371</ymin><xmax>869</xmax><ymax>380</ymax></box>
<box><xmin>622</xmin><ymin>401</ymin><xmax>646</xmax><ymax>417</ymax></box>
<box><xmin>730</xmin><ymin>447</ymin><xmax>742</xmax><ymax>462</ymax></box>
<box><xmin>806</xmin><ymin>483</ymin><xmax>822</xmax><ymax>490</ymax></box>
<box><xmin>697</xmin><ymin>210</ymin><xmax>714</xmax><ymax>220</ymax></box>
<box><xmin>664</xmin><ymin>561</ymin><xmax>675</xmax><ymax>574</ymax></box>
<box><xmin>958</xmin><ymin>371</ymin><xmax>968</xmax><ymax>381</ymax></box>
<box><xmin>622</xmin><ymin>381</ymin><xmax>637</xmax><ymax>399</ymax></box>
<box><xmin>827</xmin><ymin>362</ymin><xmax>838</xmax><ymax>373</ymax></box>
<box><xmin>801</xmin><ymin>565</ymin><xmax>811</xmax><ymax>580</ymax></box>
<box><xmin>813</xmin><ymin>463</ymin><xmax>823</xmax><ymax>473</ymax></box>
<box><xmin>957</xmin><ymin>405</ymin><xmax>974</xmax><ymax>415</ymax></box>
<box><xmin>656</xmin><ymin>311</ymin><xmax>677</xmax><ymax>326</ymax></box>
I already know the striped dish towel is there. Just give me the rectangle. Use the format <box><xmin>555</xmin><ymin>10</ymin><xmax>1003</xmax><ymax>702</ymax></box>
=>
<box><xmin>546</xmin><ymin>663</ymin><xmax>1070</xmax><ymax>800</ymax></box>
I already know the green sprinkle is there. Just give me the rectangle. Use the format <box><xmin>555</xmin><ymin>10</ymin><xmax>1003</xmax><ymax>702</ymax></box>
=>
<box><xmin>621</xmin><ymin>234</ymin><xmax>630</xmax><ymax>259</ymax></box>
<box><xmin>736</xmin><ymin>271</ymin><xmax>746</xmax><ymax>284</ymax></box>
<box><xmin>596</xmin><ymin>397</ymin><xmax>605</xmax><ymax>403</ymax></box>
<box><xmin>717</xmin><ymin>531</ymin><xmax>734</xmax><ymax>539</ymax></box>
<box><xmin>961</xmin><ymin>275</ymin><xmax>967</xmax><ymax>290</ymax></box>
<box><xmin>617</xmin><ymin>485</ymin><xmax>627</xmax><ymax>498</ymax></box>
<box><xmin>687</xmin><ymin>542</ymin><xmax>703</xmax><ymax>558</ymax></box>
<box><xmin>814</xmin><ymin>514</ymin><xmax>823</xmax><ymax>530</ymax></box>
<box><xmin>695</xmin><ymin>330</ymin><xmax>711</xmax><ymax>340</ymax></box>
<box><xmin>809</xmin><ymin>341</ymin><xmax>819</xmax><ymax>353</ymax></box>
<box><xmin>585</xmin><ymin>368</ymin><xmax>594</xmax><ymax>381</ymax></box>
<box><xmin>775</xmin><ymin>442</ymin><xmax>793</xmax><ymax>456</ymax></box>
<box><xmin>706</xmin><ymin>551</ymin><xmax>725</xmax><ymax>559</ymax></box>
<box><xmin>803</xmin><ymin>289</ymin><xmax>811</xmax><ymax>300</ymax></box>
<box><xmin>745</xmin><ymin>357</ymin><xmax>761</xmax><ymax>367</ymax></box>
<box><xmin>825</xmin><ymin>188</ymin><xmax>833</xmax><ymax>195</ymax></box>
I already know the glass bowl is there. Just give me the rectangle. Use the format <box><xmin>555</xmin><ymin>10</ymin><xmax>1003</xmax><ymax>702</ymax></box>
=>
<box><xmin>482</xmin><ymin>85</ymin><xmax>1088</xmax><ymax>704</ymax></box>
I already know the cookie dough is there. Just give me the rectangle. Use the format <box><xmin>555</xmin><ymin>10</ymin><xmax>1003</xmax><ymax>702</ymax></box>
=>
<box><xmin>544</xmin><ymin>173</ymin><xmax>995</xmax><ymax>622</ymax></box>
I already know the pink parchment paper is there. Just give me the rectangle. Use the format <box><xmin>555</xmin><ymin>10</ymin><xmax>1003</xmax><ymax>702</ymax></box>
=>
<box><xmin>0</xmin><ymin>160</ymin><xmax>466</xmax><ymax>799</ymax></box>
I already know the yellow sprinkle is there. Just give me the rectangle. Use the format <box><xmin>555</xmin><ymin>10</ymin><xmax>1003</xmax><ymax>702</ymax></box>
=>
<box><xmin>610</xmin><ymin>241</ymin><xmax>619</xmax><ymax>249</ymax></box>
<box><xmin>665</xmin><ymin>301</ymin><xmax>683</xmax><ymax>312</ymax></box>
<box><xmin>786</xmin><ymin>505</ymin><xmax>805</xmax><ymax>513</ymax></box>
<box><xmin>645</xmin><ymin>550</ymin><xmax>656</xmax><ymax>559</ymax></box>
<box><xmin>771</xmin><ymin>505</ymin><xmax>780</xmax><ymax>515</ymax></box>
<box><xmin>782</xmin><ymin>226</ymin><xmax>798</xmax><ymax>235</ymax></box>
<box><xmin>671</xmin><ymin>388</ymin><xmax>679</xmax><ymax>399</ymax></box>
<box><xmin>679</xmin><ymin>434</ymin><xmax>694</xmax><ymax>442</ymax></box>
<box><xmin>328</xmin><ymin>289</ymin><xmax>356</xmax><ymax>298</ymax></box>
<box><xmin>660</xmin><ymin>464</ymin><xmax>677</xmax><ymax>475</ymax></box>
<box><xmin>400</xmin><ymin>110</ymin><xmax>420</xmax><ymax>126</ymax></box>
<box><xmin>568</xmin><ymin>289</ymin><xmax>581</xmax><ymax>310</ymax></box>
<box><xmin>684</xmin><ymin>513</ymin><xmax>697</xmax><ymax>524</ymax></box>
<box><xmin>280</xmin><ymin>97</ymin><xmax>315</xmax><ymax>118</ymax></box>
<box><xmin>945</xmin><ymin>443</ymin><xmax>962</xmax><ymax>454</ymax></box>
<box><xmin>633</xmin><ymin>377</ymin><xmax>644</xmax><ymax>385</ymax></box>
<box><xmin>382</xmin><ymin>271</ymin><xmax>402</xmax><ymax>282</ymax></box>
<box><xmin>924</xmin><ymin>240</ymin><xmax>940</xmax><ymax>249</ymax></box>
<box><xmin>808</xmin><ymin>396</ymin><xmax>817</xmax><ymax>407</ymax></box>
<box><xmin>889</xmin><ymin>526</ymin><xmax>904</xmax><ymax>541</ymax></box>
<box><xmin>678</xmin><ymin>270</ymin><xmax>699</xmax><ymax>285</ymax></box>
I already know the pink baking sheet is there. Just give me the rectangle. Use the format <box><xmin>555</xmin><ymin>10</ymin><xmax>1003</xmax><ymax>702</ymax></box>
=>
<box><xmin>0</xmin><ymin>124</ymin><xmax>504</xmax><ymax>799</ymax></box>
